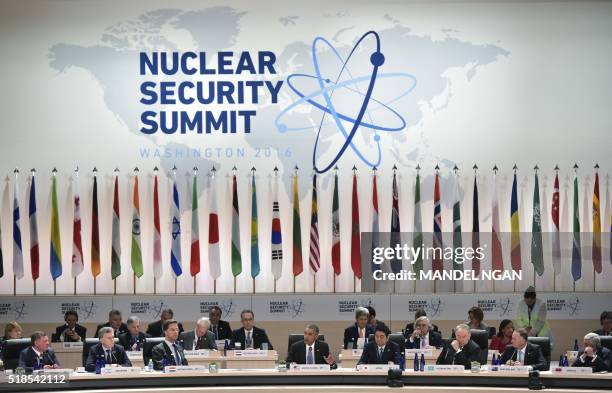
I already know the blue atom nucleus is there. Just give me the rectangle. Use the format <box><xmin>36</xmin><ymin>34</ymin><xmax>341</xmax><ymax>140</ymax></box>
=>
<box><xmin>275</xmin><ymin>30</ymin><xmax>417</xmax><ymax>173</ymax></box>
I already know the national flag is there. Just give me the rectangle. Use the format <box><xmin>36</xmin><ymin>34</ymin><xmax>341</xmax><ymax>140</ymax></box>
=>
<box><xmin>491</xmin><ymin>167</ymin><xmax>504</xmax><ymax>272</ymax></box>
<box><xmin>190</xmin><ymin>171</ymin><xmax>200</xmax><ymax>277</ymax></box>
<box><xmin>432</xmin><ymin>169</ymin><xmax>443</xmax><ymax>273</ymax></box>
<box><xmin>131</xmin><ymin>173</ymin><xmax>144</xmax><ymax>278</ymax></box>
<box><xmin>309</xmin><ymin>174</ymin><xmax>320</xmax><ymax>273</ymax></box>
<box><xmin>111</xmin><ymin>174</ymin><xmax>121</xmax><ymax>279</ymax></box>
<box><xmin>250</xmin><ymin>171</ymin><xmax>260</xmax><ymax>278</ymax></box>
<box><xmin>413</xmin><ymin>169</ymin><xmax>423</xmax><ymax>275</ymax></box>
<box><xmin>152</xmin><ymin>171</ymin><xmax>162</xmax><ymax>279</ymax></box>
<box><xmin>170</xmin><ymin>174</ymin><xmax>182</xmax><ymax>277</ymax></box>
<box><xmin>271</xmin><ymin>171</ymin><xmax>283</xmax><ymax>279</ymax></box>
<box><xmin>13</xmin><ymin>173</ymin><xmax>24</xmax><ymax>279</ymax></box>
<box><xmin>91</xmin><ymin>172</ymin><xmax>101</xmax><ymax>278</ymax></box>
<box><xmin>292</xmin><ymin>172</ymin><xmax>303</xmax><ymax>277</ymax></box>
<box><xmin>472</xmin><ymin>169</ymin><xmax>480</xmax><ymax>276</ymax></box>
<box><xmin>331</xmin><ymin>169</ymin><xmax>341</xmax><ymax>275</ymax></box>
<box><xmin>510</xmin><ymin>169</ymin><xmax>522</xmax><ymax>273</ymax></box>
<box><xmin>592</xmin><ymin>167</ymin><xmax>602</xmax><ymax>274</ymax></box>
<box><xmin>72</xmin><ymin>174</ymin><xmax>84</xmax><ymax>277</ymax></box>
<box><xmin>371</xmin><ymin>170</ymin><xmax>380</xmax><ymax>276</ymax></box>
<box><xmin>531</xmin><ymin>170</ymin><xmax>544</xmax><ymax>276</ymax></box>
<box><xmin>28</xmin><ymin>173</ymin><xmax>39</xmax><ymax>280</ymax></box>
<box><xmin>390</xmin><ymin>169</ymin><xmax>402</xmax><ymax>274</ymax></box>
<box><xmin>50</xmin><ymin>173</ymin><xmax>62</xmax><ymax>280</ymax></box>
<box><xmin>571</xmin><ymin>169</ymin><xmax>582</xmax><ymax>281</ymax></box>
<box><xmin>452</xmin><ymin>168</ymin><xmax>462</xmax><ymax>271</ymax></box>
<box><xmin>208</xmin><ymin>170</ymin><xmax>221</xmax><ymax>280</ymax></box>
<box><xmin>351</xmin><ymin>171</ymin><xmax>362</xmax><ymax>279</ymax></box>
<box><xmin>551</xmin><ymin>169</ymin><xmax>561</xmax><ymax>274</ymax></box>
<box><xmin>231</xmin><ymin>172</ymin><xmax>242</xmax><ymax>277</ymax></box>
<box><xmin>0</xmin><ymin>216</ymin><xmax>3</xmax><ymax>278</ymax></box>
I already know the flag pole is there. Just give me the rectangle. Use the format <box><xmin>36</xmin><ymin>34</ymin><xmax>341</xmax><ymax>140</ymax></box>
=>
<box><xmin>114</xmin><ymin>279</ymin><xmax>116</xmax><ymax>295</ymax></box>
<box><xmin>74</xmin><ymin>277</ymin><xmax>77</xmax><ymax>295</ymax></box>
<box><xmin>174</xmin><ymin>277</ymin><xmax>177</xmax><ymax>294</ymax></box>
<box><xmin>134</xmin><ymin>273</ymin><xmax>136</xmax><ymax>295</ymax></box>
<box><xmin>414</xmin><ymin>164</ymin><xmax>421</xmax><ymax>294</ymax></box>
<box><xmin>533</xmin><ymin>165</ymin><xmax>539</xmax><ymax>288</ymax></box>
<box><xmin>214</xmin><ymin>280</ymin><xmax>217</xmax><ymax>294</ymax></box>
<box><xmin>573</xmin><ymin>163</ymin><xmax>578</xmax><ymax>293</ymax></box>
<box><xmin>553</xmin><ymin>165</ymin><xmax>559</xmax><ymax>292</ymax></box>
<box><xmin>13</xmin><ymin>275</ymin><xmax>16</xmax><ymax>296</ymax></box>
<box><xmin>13</xmin><ymin>168</ymin><xmax>18</xmax><ymax>296</ymax></box>
<box><xmin>472</xmin><ymin>164</ymin><xmax>479</xmax><ymax>294</ymax></box>
<box><xmin>453</xmin><ymin>164</ymin><xmax>459</xmax><ymax>294</ymax></box>
<box><xmin>513</xmin><ymin>164</ymin><xmax>518</xmax><ymax>293</ymax></box>
<box><xmin>593</xmin><ymin>163</ymin><xmax>599</xmax><ymax>292</ymax></box>
<box><xmin>353</xmin><ymin>165</ymin><xmax>357</xmax><ymax>294</ymax></box>
<box><xmin>53</xmin><ymin>279</ymin><xmax>56</xmax><ymax>296</ymax></box>
<box><xmin>391</xmin><ymin>165</ymin><xmax>397</xmax><ymax>294</ymax></box>
<box><xmin>274</xmin><ymin>278</ymin><xmax>277</xmax><ymax>293</ymax></box>
<box><xmin>193</xmin><ymin>276</ymin><xmax>196</xmax><ymax>294</ymax></box>
<box><xmin>234</xmin><ymin>276</ymin><xmax>237</xmax><ymax>294</ymax></box>
<box><xmin>492</xmin><ymin>165</ymin><xmax>498</xmax><ymax>294</ymax></box>
<box><xmin>434</xmin><ymin>164</ymin><xmax>440</xmax><ymax>294</ymax></box>
<box><xmin>93</xmin><ymin>167</ymin><xmax>98</xmax><ymax>296</ymax></box>
<box><xmin>253</xmin><ymin>277</ymin><xmax>256</xmax><ymax>293</ymax></box>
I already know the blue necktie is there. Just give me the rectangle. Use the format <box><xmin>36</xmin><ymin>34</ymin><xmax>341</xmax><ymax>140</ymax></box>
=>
<box><xmin>213</xmin><ymin>326</ymin><xmax>218</xmax><ymax>340</ymax></box>
<box><xmin>173</xmin><ymin>344</ymin><xmax>181</xmax><ymax>365</ymax></box>
<box><xmin>378</xmin><ymin>347</ymin><xmax>383</xmax><ymax>362</ymax></box>
<box><xmin>307</xmin><ymin>347</ymin><xmax>314</xmax><ymax>364</ymax></box>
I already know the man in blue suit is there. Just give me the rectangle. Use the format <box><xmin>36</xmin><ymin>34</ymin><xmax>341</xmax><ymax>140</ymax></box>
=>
<box><xmin>344</xmin><ymin>307</ymin><xmax>375</xmax><ymax>349</ymax></box>
<box><xmin>18</xmin><ymin>332</ymin><xmax>61</xmax><ymax>372</ymax></box>
<box><xmin>85</xmin><ymin>327</ymin><xmax>132</xmax><ymax>372</ymax></box>
<box><xmin>358</xmin><ymin>326</ymin><xmax>401</xmax><ymax>365</ymax></box>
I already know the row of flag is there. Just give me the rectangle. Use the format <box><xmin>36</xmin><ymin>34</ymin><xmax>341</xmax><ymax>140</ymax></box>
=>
<box><xmin>0</xmin><ymin>164</ymin><xmax>610</xmax><ymax>284</ymax></box>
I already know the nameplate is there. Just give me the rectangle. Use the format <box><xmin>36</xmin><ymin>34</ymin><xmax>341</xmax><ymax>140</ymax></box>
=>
<box><xmin>233</xmin><ymin>350</ymin><xmax>268</xmax><ymax>357</ymax></box>
<box><xmin>101</xmin><ymin>367</ymin><xmax>142</xmax><ymax>374</ymax></box>
<box><xmin>184</xmin><ymin>350</ymin><xmax>211</xmax><ymax>357</ymax></box>
<box><xmin>62</xmin><ymin>342</ymin><xmax>83</xmax><ymax>349</ymax></box>
<box><xmin>424</xmin><ymin>365</ymin><xmax>465</xmax><ymax>373</ymax></box>
<box><xmin>164</xmin><ymin>365</ymin><xmax>209</xmax><ymax>373</ymax></box>
<box><xmin>216</xmin><ymin>340</ymin><xmax>228</xmax><ymax>349</ymax></box>
<box><xmin>494</xmin><ymin>365</ymin><xmax>532</xmax><ymax>373</ymax></box>
<box><xmin>351</xmin><ymin>349</ymin><xmax>363</xmax><ymax>357</ymax></box>
<box><xmin>126</xmin><ymin>351</ymin><xmax>142</xmax><ymax>360</ymax></box>
<box><xmin>35</xmin><ymin>369</ymin><xmax>73</xmax><ymax>375</ymax></box>
<box><xmin>553</xmin><ymin>367</ymin><xmax>592</xmax><ymax>374</ymax></box>
<box><xmin>405</xmin><ymin>349</ymin><xmax>433</xmax><ymax>357</ymax></box>
<box><xmin>356</xmin><ymin>364</ymin><xmax>399</xmax><ymax>372</ymax></box>
<box><xmin>289</xmin><ymin>364</ymin><xmax>331</xmax><ymax>372</ymax></box>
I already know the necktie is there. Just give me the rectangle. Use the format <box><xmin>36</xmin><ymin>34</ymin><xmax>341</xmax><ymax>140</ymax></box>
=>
<box><xmin>518</xmin><ymin>350</ymin><xmax>523</xmax><ymax>363</ymax></box>
<box><xmin>106</xmin><ymin>350</ymin><xmax>112</xmax><ymax>364</ymax></box>
<box><xmin>378</xmin><ymin>347</ymin><xmax>383</xmax><ymax>362</ymax></box>
<box><xmin>173</xmin><ymin>344</ymin><xmax>181</xmax><ymax>365</ymax></box>
<box><xmin>213</xmin><ymin>325</ymin><xmax>218</xmax><ymax>339</ymax></box>
<box><xmin>196</xmin><ymin>336</ymin><xmax>203</xmax><ymax>350</ymax></box>
<box><xmin>246</xmin><ymin>331</ymin><xmax>252</xmax><ymax>348</ymax></box>
<box><xmin>359</xmin><ymin>328</ymin><xmax>364</xmax><ymax>338</ymax></box>
<box><xmin>307</xmin><ymin>347</ymin><xmax>314</xmax><ymax>364</ymax></box>
<box><xmin>421</xmin><ymin>335</ymin><xmax>428</xmax><ymax>349</ymax></box>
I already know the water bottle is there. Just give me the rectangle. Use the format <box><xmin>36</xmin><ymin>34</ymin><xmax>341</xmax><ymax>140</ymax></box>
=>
<box><xmin>419</xmin><ymin>353</ymin><xmax>425</xmax><ymax>371</ymax></box>
<box><xmin>162</xmin><ymin>356</ymin><xmax>169</xmax><ymax>373</ymax></box>
<box><xmin>147</xmin><ymin>359</ymin><xmax>153</xmax><ymax>372</ymax></box>
<box><xmin>95</xmin><ymin>355</ymin><xmax>103</xmax><ymax>374</ymax></box>
<box><xmin>413</xmin><ymin>353</ymin><xmax>419</xmax><ymax>371</ymax></box>
<box><xmin>223</xmin><ymin>339</ymin><xmax>229</xmax><ymax>357</ymax></box>
<box><xmin>399</xmin><ymin>353</ymin><xmax>405</xmax><ymax>371</ymax></box>
<box><xmin>563</xmin><ymin>355</ymin><xmax>569</xmax><ymax>367</ymax></box>
<box><xmin>573</xmin><ymin>339</ymin><xmax>579</xmax><ymax>352</ymax></box>
<box><xmin>559</xmin><ymin>355</ymin><xmax>565</xmax><ymax>367</ymax></box>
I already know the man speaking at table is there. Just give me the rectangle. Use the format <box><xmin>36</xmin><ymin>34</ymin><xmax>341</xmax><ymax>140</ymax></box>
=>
<box><xmin>152</xmin><ymin>319</ymin><xmax>188</xmax><ymax>370</ymax></box>
<box><xmin>286</xmin><ymin>324</ymin><xmax>336</xmax><ymax>369</ymax></box>
<box><xmin>18</xmin><ymin>331</ymin><xmax>61</xmax><ymax>371</ymax></box>
<box><xmin>85</xmin><ymin>327</ymin><xmax>132</xmax><ymax>371</ymax></box>
<box><xmin>436</xmin><ymin>324</ymin><xmax>481</xmax><ymax>369</ymax></box>
<box><xmin>499</xmin><ymin>328</ymin><xmax>548</xmax><ymax>370</ymax></box>
<box><xmin>358</xmin><ymin>326</ymin><xmax>401</xmax><ymax>365</ymax></box>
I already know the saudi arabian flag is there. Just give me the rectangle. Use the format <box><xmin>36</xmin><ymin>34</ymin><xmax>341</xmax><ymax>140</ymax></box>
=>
<box><xmin>531</xmin><ymin>171</ymin><xmax>544</xmax><ymax>276</ymax></box>
<box><xmin>131</xmin><ymin>175</ymin><xmax>144</xmax><ymax>278</ymax></box>
<box><xmin>231</xmin><ymin>173</ymin><xmax>242</xmax><ymax>277</ymax></box>
<box><xmin>413</xmin><ymin>170</ymin><xmax>423</xmax><ymax>274</ymax></box>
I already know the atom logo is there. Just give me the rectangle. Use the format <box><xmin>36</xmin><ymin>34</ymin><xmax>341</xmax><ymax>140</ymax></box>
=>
<box><xmin>150</xmin><ymin>300</ymin><xmax>165</xmax><ymax>319</ymax></box>
<box><xmin>10</xmin><ymin>302</ymin><xmax>28</xmax><ymax>320</ymax></box>
<box><xmin>289</xmin><ymin>300</ymin><xmax>306</xmax><ymax>317</ymax></box>
<box><xmin>360</xmin><ymin>298</ymin><xmax>375</xmax><ymax>308</ymax></box>
<box><xmin>219</xmin><ymin>300</ymin><xmax>234</xmax><ymax>318</ymax></box>
<box><xmin>425</xmin><ymin>298</ymin><xmax>443</xmax><ymax>317</ymax></box>
<box><xmin>564</xmin><ymin>297</ymin><xmax>582</xmax><ymax>316</ymax></box>
<box><xmin>276</xmin><ymin>31</ymin><xmax>417</xmax><ymax>173</ymax></box>
<box><xmin>81</xmin><ymin>301</ymin><xmax>97</xmax><ymax>320</ymax></box>
<box><xmin>494</xmin><ymin>298</ymin><xmax>513</xmax><ymax>317</ymax></box>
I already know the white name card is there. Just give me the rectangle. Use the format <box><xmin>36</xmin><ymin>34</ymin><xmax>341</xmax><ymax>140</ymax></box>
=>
<box><xmin>37</xmin><ymin>368</ymin><xmax>73</xmax><ymax>375</ymax></box>
<box><xmin>233</xmin><ymin>349</ymin><xmax>268</xmax><ymax>357</ymax></box>
<box><xmin>289</xmin><ymin>364</ymin><xmax>331</xmax><ymax>372</ymax></box>
<box><xmin>351</xmin><ymin>349</ymin><xmax>363</xmax><ymax>357</ymax></box>
<box><xmin>126</xmin><ymin>351</ymin><xmax>142</xmax><ymax>360</ymax></box>
<box><xmin>184</xmin><ymin>349</ymin><xmax>211</xmax><ymax>357</ymax></box>
<box><xmin>405</xmin><ymin>349</ymin><xmax>433</xmax><ymax>357</ymax></box>
<box><xmin>424</xmin><ymin>365</ymin><xmax>465</xmax><ymax>373</ymax></box>
<box><xmin>553</xmin><ymin>367</ymin><xmax>593</xmax><ymax>375</ymax></box>
<box><xmin>101</xmin><ymin>367</ymin><xmax>142</xmax><ymax>374</ymax></box>
<box><xmin>164</xmin><ymin>365</ymin><xmax>209</xmax><ymax>373</ymax></box>
<box><xmin>62</xmin><ymin>342</ymin><xmax>83</xmax><ymax>349</ymax></box>
<box><xmin>357</xmin><ymin>364</ymin><xmax>399</xmax><ymax>372</ymax></box>
<box><xmin>216</xmin><ymin>340</ymin><xmax>228</xmax><ymax>349</ymax></box>
<box><xmin>495</xmin><ymin>365</ymin><xmax>533</xmax><ymax>373</ymax></box>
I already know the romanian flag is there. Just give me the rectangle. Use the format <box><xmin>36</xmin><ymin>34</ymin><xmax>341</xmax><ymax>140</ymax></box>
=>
<box><xmin>510</xmin><ymin>170</ymin><xmax>522</xmax><ymax>273</ymax></box>
<box><xmin>50</xmin><ymin>173</ymin><xmax>62</xmax><ymax>280</ymax></box>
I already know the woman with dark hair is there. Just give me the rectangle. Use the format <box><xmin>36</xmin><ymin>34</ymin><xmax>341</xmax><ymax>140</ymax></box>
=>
<box><xmin>490</xmin><ymin>319</ymin><xmax>514</xmax><ymax>353</ymax></box>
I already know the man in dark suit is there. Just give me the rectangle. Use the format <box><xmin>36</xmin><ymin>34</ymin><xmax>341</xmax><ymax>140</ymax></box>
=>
<box><xmin>146</xmin><ymin>308</ymin><xmax>184</xmax><ymax>338</ymax></box>
<box><xmin>151</xmin><ymin>319</ymin><xmax>188</xmax><ymax>370</ymax></box>
<box><xmin>95</xmin><ymin>309</ymin><xmax>128</xmax><ymax>337</ymax></box>
<box><xmin>499</xmin><ymin>328</ymin><xmax>548</xmax><ymax>371</ymax></box>
<box><xmin>366</xmin><ymin>306</ymin><xmax>389</xmax><ymax>332</ymax></box>
<box><xmin>404</xmin><ymin>309</ymin><xmax>441</xmax><ymax>338</ymax></box>
<box><xmin>343</xmin><ymin>307</ymin><xmax>375</xmax><ymax>349</ymax></box>
<box><xmin>572</xmin><ymin>333</ymin><xmax>612</xmax><ymax>372</ymax></box>
<box><xmin>118</xmin><ymin>316</ymin><xmax>150</xmax><ymax>351</ymax></box>
<box><xmin>53</xmin><ymin>310</ymin><xmax>86</xmax><ymax>342</ymax></box>
<box><xmin>436</xmin><ymin>324</ymin><xmax>481</xmax><ymax>369</ymax></box>
<box><xmin>18</xmin><ymin>332</ymin><xmax>61</xmax><ymax>372</ymax></box>
<box><xmin>231</xmin><ymin>310</ymin><xmax>273</xmax><ymax>349</ymax></box>
<box><xmin>85</xmin><ymin>327</ymin><xmax>132</xmax><ymax>372</ymax></box>
<box><xmin>406</xmin><ymin>316</ymin><xmax>443</xmax><ymax>349</ymax></box>
<box><xmin>593</xmin><ymin>311</ymin><xmax>611</xmax><ymax>337</ymax></box>
<box><xmin>286</xmin><ymin>324</ymin><xmax>336</xmax><ymax>369</ymax></box>
<box><xmin>209</xmin><ymin>306</ymin><xmax>232</xmax><ymax>341</ymax></box>
<box><xmin>358</xmin><ymin>325</ymin><xmax>401</xmax><ymax>365</ymax></box>
<box><xmin>180</xmin><ymin>317</ymin><xmax>217</xmax><ymax>350</ymax></box>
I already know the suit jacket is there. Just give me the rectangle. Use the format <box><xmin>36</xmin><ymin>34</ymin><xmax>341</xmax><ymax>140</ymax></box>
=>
<box><xmin>286</xmin><ymin>340</ymin><xmax>336</xmax><ymax>369</ymax></box>
<box><xmin>436</xmin><ymin>339</ymin><xmax>481</xmax><ymax>369</ymax></box>
<box><xmin>571</xmin><ymin>347</ymin><xmax>612</xmax><ymax>372</ymax></box>
<box><xmin>52</xmin><ymin>324</ymin><xmax>87</xmax><ymax>342</ymax></box>
<box><xmin>499</xmin><ymin>342</ymin><xmax>548</xmax><ymax>371</ymax></box>
<box><xmin>210</xmin><ymin>320</ymin><xmax>232</xmax><ymax>341</ymax></box>
<box><xmin>151</xmin><ymin>341</ymin><xmax>188</xmax><ymax>370</ymax></box>
<box><xmin>406</xmin><ymin>330</ymin><xmax>443</xmax><ymax>349</ymax></box>
<box><xmin>231</xmin><ymin>326</ymin><xmax>273</xmax><ymax>350</ymax></box>
<box><xmin>18</xmin><ymin>347</ymin><xmax>61</xmax><ymax>371</ymax></box>
<box><xmin>592</xmin><ymin>329</ymin><xmax>611</xmax><ymax>337</ymax></box>
<box><xmin>358</xmin><ymin>340</ymin><xmax>401</xmax><ymax>365</ymax></box>
<box><xmin>94</xmin><ymin>322</ymin><xmax>128</xmax><ymax>337</ymax></box>
<box><xmin>85</xmin><ymin>343</ymin><xmax>131</xmax><ymax>372</ymax></box>
<box><xmin>118</xmin><ymin>332</ymin><xmax>150</xmax><ymax>351</ymax></box>
<box><xmin>180</xmin><ymin>330</ymin><xmax>217</xmax><ymax>350</ymax></box>
<box><xmin>146</xmin><ymin>320</ymin><xmax>185</xmax><ymax>338</ymax></box>
<box><xmin>343</xmin><ymin>323</ymin><xmax>375</xmax><ymax>349</ymax></box>
<box><xmin>404</xmin><ymin>322</ymin><xmax>441</xmax><ymax>338</ymax></box>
